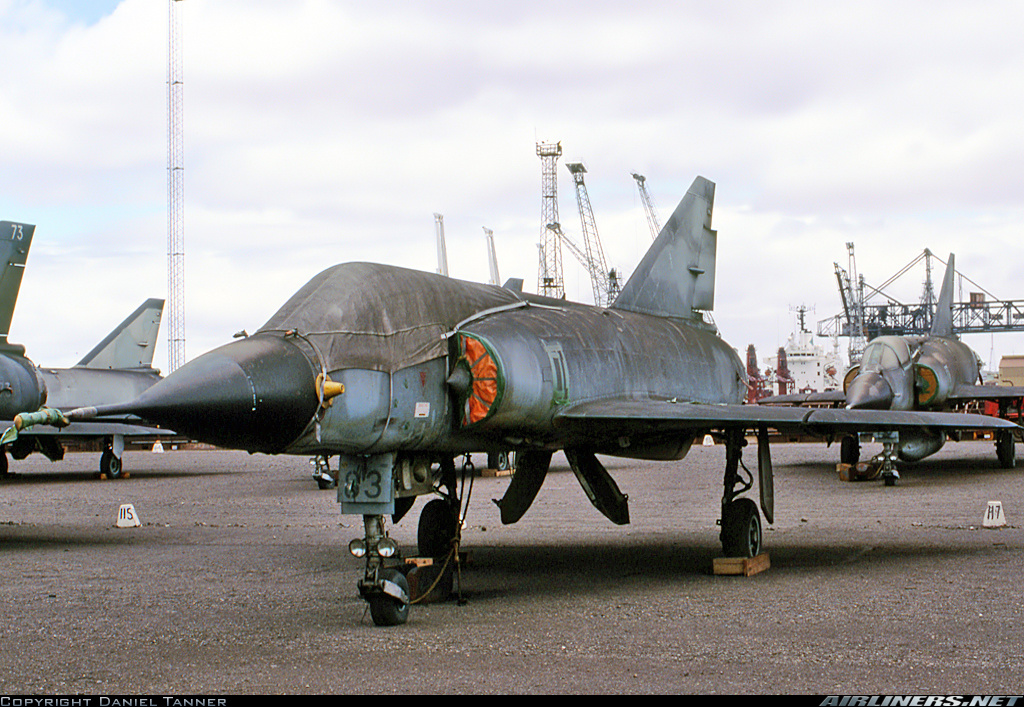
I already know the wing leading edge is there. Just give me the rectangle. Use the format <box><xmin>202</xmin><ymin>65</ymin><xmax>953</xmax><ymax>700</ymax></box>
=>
<box><xmin>554</xmin><ymin>397</ymin><xmax>1019</xmax><ymax>439</ymax></box>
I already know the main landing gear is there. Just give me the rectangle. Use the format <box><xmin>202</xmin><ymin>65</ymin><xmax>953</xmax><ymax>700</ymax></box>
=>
<box><xmin>996</xmin><ymin>429</ymin><xmax>1016</xmax><ymax>469</ymax></box>
<box><xmin>99</xmin><ymin>436</ymin><xmax>124</xmax><ymax>479</ymax></box>
<box><xmin>718</xmin><ymin>427</ymin><xmax>773</xmax><ymax>558</ymax></box>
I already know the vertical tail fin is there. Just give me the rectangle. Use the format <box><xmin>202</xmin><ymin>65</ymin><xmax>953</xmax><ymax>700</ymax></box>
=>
<box><xmin>930</xmin><ymin>254</ymin><xmax>955</xmax><ymax>338</ymax></box>
<box><xmin>611</xmin><ymin>177</ymin><xmax>716</xmax><ymax>320</ymax></box>
<box><xmin>76</xmin><ymin>298</ymin><xmax>165</xmax><ymax>370</ymax></box>
<box><xmin>0</xmin><ymin>222</ymin><xmax>35</xmax><ymax>349</ymax></box>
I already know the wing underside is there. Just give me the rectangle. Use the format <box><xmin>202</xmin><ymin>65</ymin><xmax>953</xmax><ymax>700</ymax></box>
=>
<box><xmin>949</xmin><ymin>384</ymin><xmax>1024</xmax><ymax>402</ymax></box>
<box><xmin>554</xmin><ymin>397</ymin><xmax>1018</xmax><ymax>440</ymax></box>
<box><xmin>760</xmin><ymin>385</ymin><xmax>1024</xmax><ymax>408</ymax></box>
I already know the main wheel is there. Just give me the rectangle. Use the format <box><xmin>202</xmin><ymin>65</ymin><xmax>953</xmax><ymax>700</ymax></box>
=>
<box><xmin>417</xmin><ymin>498</ymin><xmax>458</xmax><ymax>558</ymax></box>
<box><xmin>840</xmin><ymin>435</ymin><xmax>860</xmax><ymax>465</ymax></box>
<box><xmin>100</xmin><ymin>450</ymin><xmax>123</xmax><ymax>480</ymax></box>
<box><xmin>996</xmin><ymin>430</ymin><xmax>1016</xmax><ymax>469</ymax></box>
<box><xmin>720</xmin><ymin>497</ymin><xmax>761</xmax><ymax>558</ymax></box>
<box><xmin>369</xmin><ymin>568</ymin><xmax>410</xmax><ymax>627</ymax></box>
<box><xmin>487</xmin><ymin>451</ymin><xmax>511</xmax><ymax>471</ymax></box>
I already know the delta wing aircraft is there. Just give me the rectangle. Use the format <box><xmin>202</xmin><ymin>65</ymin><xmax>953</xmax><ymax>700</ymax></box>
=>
<box><xmin>6</xmin><ymin>180</ymin><xmax>1017</xmax><ymax>625</ymax></box>
<box><xmin>760</xmin><ymin>255</ymin><xmax>1024</xmax><ymax>484</ymax></box>
<box><xmin>0</xmin><ymin>221</ymin><xmax>170</xmax><ymax>478</ymax></box>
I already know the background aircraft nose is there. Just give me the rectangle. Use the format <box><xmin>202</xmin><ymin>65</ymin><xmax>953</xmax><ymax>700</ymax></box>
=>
<box><xmin>129</xmin><ymin>334</ymin><xmax>320</xmax><ymax>452</ymax></box>
<box><xmin>845</xmin><ymin>371</ymin><xmax>895</xmax><ymax>410</ymax></box>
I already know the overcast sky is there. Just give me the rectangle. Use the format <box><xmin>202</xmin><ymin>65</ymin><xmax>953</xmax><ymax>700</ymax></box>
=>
<box><xmin>2</xmin><ymin>0</ymin><xmax>1024</xmax><ymax>377</ymax></box>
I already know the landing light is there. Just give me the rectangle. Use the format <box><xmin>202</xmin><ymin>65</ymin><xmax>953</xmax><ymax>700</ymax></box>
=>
<box><xmin>348</xmin><ymin>538</ymin><xmax>367</xmax><ymax>558</ymax></box>
<box><xmin>377</xmin><ymin>537</ymin><xmax>398</xmax><ymax>558</ymax></box>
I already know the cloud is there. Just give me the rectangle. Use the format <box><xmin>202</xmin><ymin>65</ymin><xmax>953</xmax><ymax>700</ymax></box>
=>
<box><xmin>4</xmin><ymin>0</ymin><xmax>1024</xmax><ymax>373</ymax></box>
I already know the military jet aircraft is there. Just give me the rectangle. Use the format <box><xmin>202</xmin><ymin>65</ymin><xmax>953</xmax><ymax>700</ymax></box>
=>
<box><xmin>7</xmin><ymin>180</ymin><xmax>1016</xmax><ymax>626</ymax></box>
<box><xmin>759</xmin><ymin>254</ymin><xmax>1024</xmax><ymax>484</ymax></box>
<box><xmin>0</xmin><ymin>221</ymin><xmax>170</xmax><ymax>478</ymax></box>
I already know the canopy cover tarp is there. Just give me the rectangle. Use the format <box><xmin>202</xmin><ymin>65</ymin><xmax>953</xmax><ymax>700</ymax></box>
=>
<box><xmin>258</xmin><ymin>262</ymin><xmax>521</xmax><ymax>373</ymax></box>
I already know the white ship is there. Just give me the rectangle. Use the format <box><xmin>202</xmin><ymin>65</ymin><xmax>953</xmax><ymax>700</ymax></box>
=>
<box><xmin>765</xmin><ymin>307</ymin><xmax>845</xmax><ymax>394</ymax></box>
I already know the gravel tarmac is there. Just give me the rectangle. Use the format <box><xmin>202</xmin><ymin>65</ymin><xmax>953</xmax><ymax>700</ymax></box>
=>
<box><xmin>0</xmin><ymin>439</ymin><xmax>1022</xmax><ymax>695</ymax></box>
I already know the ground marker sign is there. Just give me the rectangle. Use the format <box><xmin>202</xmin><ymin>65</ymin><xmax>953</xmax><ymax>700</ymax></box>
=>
<box><xmin>116</xmin><ymin>503</ymin><xmax>141</xmax><ymax>528</ymax></box>
<box><xmin>983</xmin><ymin>501</ymin><xmax>1006</xmax><ymax>528</ymax></box>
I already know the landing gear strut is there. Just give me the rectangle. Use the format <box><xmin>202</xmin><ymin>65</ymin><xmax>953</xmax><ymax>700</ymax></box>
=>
<box><xmin>354</xmin><ymin>515</ymin><xmax>409</xmax><ymax>627</ymax></box>
<box><xmin>99</xmin><ymin>435</ymin><xmax>124</xmax><ymax>479</ymax></box>
<box><xmin>347</xmin><ymin>454</ymin><xmax>471</xmax><ymax>626</ymax></box>
<box><xmin>719</xmin><ymin>428</ymin><xmax>763</xmax><ymax>558</ymax></box>
<box><xmin>871</xmin><ymin>435</ymin><xmax>900</xmax><ymax>486</ymax></box>
<box><xmin>311</xmin><ymin>454</ymin><xmax>336</xmax><ymax>489</ymax></box>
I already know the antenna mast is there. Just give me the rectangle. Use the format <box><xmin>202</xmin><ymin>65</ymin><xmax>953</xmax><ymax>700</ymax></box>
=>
<box><xmin>167</xmin><ymin>0</ymin><xmax>185</xmax><ymax>371</ymax></box>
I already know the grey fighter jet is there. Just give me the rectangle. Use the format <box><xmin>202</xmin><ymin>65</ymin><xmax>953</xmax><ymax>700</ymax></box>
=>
<box><xmin>760</xmin><ymin>254</ymin><xmax>1024</xmax><ymax>484</ymax></box>
<box><xmin>15</xmin><ymin>180</ymin><xmax>1017</xmax><ymax>625</ymax></box>
<box><xmin>0</xmin><ymin>221</ymin><xmax>170</xmax><ymax>478</ymax></box>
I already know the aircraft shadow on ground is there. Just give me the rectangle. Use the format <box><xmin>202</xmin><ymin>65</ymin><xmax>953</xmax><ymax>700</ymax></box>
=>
<box><xmin>445</xmin><ymin>535</ymin><xmax>989</xmax><ymax>603</ymax></box>
<box><xmin>0</xmin><ymin>525</ymin><xmax>148</xmax><ymax>549</ymax></box>
<box><xmin>0</xmin><ymin>467</ymin><xmax>238</xmax><ymax>484</ymax></box>
<box><xmin>777</xmin><ymin>453</ymin><xmax>1016</xmax><ymax>478</ymax></box>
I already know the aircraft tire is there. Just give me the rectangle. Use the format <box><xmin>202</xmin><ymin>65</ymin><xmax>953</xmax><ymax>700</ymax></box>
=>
<box><xmin>720</xmin><ymin>497</ymin><xmax>761</xmax><ymax>558</ymax></box>
<box><xmin>369</xmin><ymin>568</ymin><xmax>410</xmax><ymax>627</ymax></box>
<box><xmin>417</xmin><ymin>498</ymin><xmax>458</xmax><ymax>558</ymax></box>
<box><xmin>100</xmin><ymin>450</ymin><xmax>123</xmax><ymax>480</ymax></box>
<box><xmin>840</xmin><ymin>435</ymin><xmax>860</xmax><ymax>465</ymax></box>
<box><xmin>996</xmin><ymin>430</ymin><xmax>1016</xmax><ymax>469</ymax></box>
<box><xmin>487</xmin><ymin>451</ymin><xmax>511</xmax><ymax>471</ymax></box>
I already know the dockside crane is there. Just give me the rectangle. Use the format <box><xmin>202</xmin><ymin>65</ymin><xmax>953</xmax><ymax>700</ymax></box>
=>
<box><xmin>821</xmin><ymin>247</ymin><xmax>1024</xmax><ymax>353</ymax></box>
<box><xmin>566</xmin><ymin>162</ymin><xmax>620</xmax><ymax>307</ymax></box>
<box><xmin>833</xmin><ymin>242</ymin><xmax>867</xmax><ymax>364</ymax></box>
<box><xmin>536</xmin><ymin>142</ymin><xmax>565</xmax><ymax>299</ymax></box>
<box><xmin>631</xmin><ymin>172</ymin><xmax>661</xmax><ymax>239</ymax></box>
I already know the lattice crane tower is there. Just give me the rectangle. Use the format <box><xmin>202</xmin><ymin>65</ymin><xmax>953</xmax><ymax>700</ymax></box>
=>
<box><xmin>167</xmin><ymin>0</ymin><xmax>185</xmax><ymax>372</ymax></box>
<box><xmin>536</xmin><ymin>142</ymin><xmax>565</xmax><ymax>299</ymax></box>
<box><xmin>566</xmin><ymin>162</ymin><xmax>618</xmax><ymax>306</ymax></box>
<box><xmin>631</xmin><ymin>172</ymin><xmax>661</xmax><ymax>239</ymax></box>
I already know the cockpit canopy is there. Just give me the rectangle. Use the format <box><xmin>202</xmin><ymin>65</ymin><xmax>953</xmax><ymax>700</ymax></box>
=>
<box><xmin>859</xmin><ymin>336</ymin><xmax>912</xmax><ymax>373</ymax></box>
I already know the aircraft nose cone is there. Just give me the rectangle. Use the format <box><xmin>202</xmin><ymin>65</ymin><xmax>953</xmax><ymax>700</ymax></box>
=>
<box><xmin>130</xmin><ymin>334</ymin><xmax>320</xmax><ymax>452</ymax></box>
<box><xmin>845</xmin><ymin>371</ymin><xmax>895</xmax><ymax>410</ymax></box>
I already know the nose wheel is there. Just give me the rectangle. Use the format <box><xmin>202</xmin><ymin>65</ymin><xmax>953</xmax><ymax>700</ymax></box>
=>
<box><xmin>366</xmin><ymin>568</ymin><xmax>410</xmax><ymax>627</ymax></box>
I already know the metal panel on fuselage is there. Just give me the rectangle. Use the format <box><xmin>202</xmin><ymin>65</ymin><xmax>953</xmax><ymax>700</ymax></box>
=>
<box><xmin>461</xmin><ymin>304</ymin><xmax>745</xmax><ymax>438</ymax></box>
<box><xmin>288</xmin><ymin>358</ymin><xmax>456</xmax><ymax>456</ymax></box>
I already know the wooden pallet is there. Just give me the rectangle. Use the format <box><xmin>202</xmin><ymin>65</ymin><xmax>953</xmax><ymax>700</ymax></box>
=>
<box><xmin>836</xmin><ymin>461</ymin><xmax>882</xmax><ymax>481</ymax></box>
<box><xmin>712</xmin><ymin>553</ymin><xmax>771</xmax><ymax>577</ymax></box>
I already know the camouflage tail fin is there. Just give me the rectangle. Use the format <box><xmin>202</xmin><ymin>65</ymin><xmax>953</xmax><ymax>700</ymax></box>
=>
<box><xmin>77</xmin><ymin>298</ymin><xmax>165</xmax><ymax>370</ymax></box>
<box><xmin>930</xmin><ymin>254</ymin><xmax>955</xmax><ymax>338</ymax></box>
<box><xmin>611</xmin><ymin>176</ymin><xmax>716</xmax><ymax>321</ymax></box>
<box><xmin>0</xmin><ymin>222</ymin><xmax>35</xmax><ymax>350</ymax></box>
